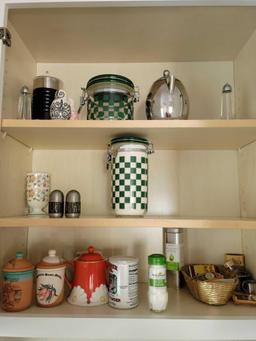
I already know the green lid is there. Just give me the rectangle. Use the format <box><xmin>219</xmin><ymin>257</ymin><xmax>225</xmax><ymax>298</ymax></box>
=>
<box><xmin>87</xmin><ymin>74</ymin><xmax>134</xmax><ymax>89</ymax></box>
<box><xmin>148</xmin><ymin>254</ymin><xmax>166</xmax><ymax>265</ymax></box>
<box><xmin>111</xmin><ymin>136</ymin><xmax>149</xmax><ymax>146</ymax></box>
<box><xmin>16</xmin><ymin>251</ymin><xmax>24</xmax><ymax>259</ymax></box>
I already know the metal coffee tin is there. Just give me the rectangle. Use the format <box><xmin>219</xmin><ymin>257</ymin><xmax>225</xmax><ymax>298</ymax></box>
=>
<box><xmin>108</xmin><ymin>256</ymin><xmax>138</xmax><ymax>309</ymax></box>
<box><xmin>164</xmin><ymin>228</ymin><xmax>184</xmax><ymax>289</ymax></box>
<box><xmin>33</xmin><ymin>76</ymin><xmax>60</xmax><ymax>90</ymax></box>
<box><xmin>48</xmin><ymin>190</ymin><xmax>64</xmax><ymax>218</ymax></box>
<box><xmin>65</xmin><ymin>190</ymin><xmax>81</xmax><ymax>218</ymax></box>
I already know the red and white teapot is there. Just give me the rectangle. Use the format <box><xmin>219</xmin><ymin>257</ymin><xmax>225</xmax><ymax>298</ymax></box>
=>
<box><xmin>67</xmin><ymin>246</ymin><xmax>108</xmax><ymax>306</ymax></box>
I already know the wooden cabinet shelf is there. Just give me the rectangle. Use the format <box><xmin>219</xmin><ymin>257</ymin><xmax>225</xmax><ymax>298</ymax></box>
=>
<box><xmin>0</xmin><ymin>284</ymin><xmax>255</xmax><ymax>339</ymax></box>
<box><xmin>1</xmin><ymin>215</ymin><xmax>256</xmax><ymax>229</ymax></box>
<box><xmin>2</xmin><ymin>119</ymin><xmax>256</xmax><ymax>150</ymax></box>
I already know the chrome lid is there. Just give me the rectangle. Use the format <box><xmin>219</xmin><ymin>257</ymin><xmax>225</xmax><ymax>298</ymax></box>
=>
<box><xmin>33</xmin><ymin>76</ymin><xmax>60</xmax><ymax>90</ymax></box>
<box><xmin>222</xmin><ymin>83</ymin><xmax>232</xmax><ymax>93</ymax></box>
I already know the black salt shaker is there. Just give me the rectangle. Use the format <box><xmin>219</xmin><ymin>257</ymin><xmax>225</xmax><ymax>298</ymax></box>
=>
<box><xmin>48</xmin><ymin>190</ymin><xmax>64</xmax><ymax>218</ymax></box>
<box><xmin>65</xmin><ymin>190</ymin><xmax>81</xmax><ymax>218</ymax></box>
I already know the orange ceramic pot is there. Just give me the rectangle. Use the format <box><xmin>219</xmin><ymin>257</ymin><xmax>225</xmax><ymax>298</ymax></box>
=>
<box><xmin>2</xmin><ymin>251</ymin><xmax>34</xmax><ymax>312</ymax></box>
<box><xmin>36</xmin><ymin>249</ymin><xmax>66</xmax><ymax>307</ymax></box>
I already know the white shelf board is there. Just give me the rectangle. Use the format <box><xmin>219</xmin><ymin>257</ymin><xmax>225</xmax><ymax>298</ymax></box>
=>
<box><xmin>0</xmin><ymin>285</ymin><xmax>256</xmax><ymax>339</ymax></box>
<box><xmin>2</xmin><ymin>119</ymin><xmax>256</xmax><ymax>150</ymax></box>
<box><xmin>1</xmin><ymin>215</ymin><xmax>256</xmax><ymax>229</ymax></box>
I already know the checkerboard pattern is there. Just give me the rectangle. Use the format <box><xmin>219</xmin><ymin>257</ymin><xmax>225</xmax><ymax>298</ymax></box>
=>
<box><xmin>87</xmin><ymin>92</ymin><xmax>133</xmax><ymax>120</ymax></box>
<box><xmin>112</xmin><ymin>154</ymin><xmax>148</xmax><ymax>212</ymax></box>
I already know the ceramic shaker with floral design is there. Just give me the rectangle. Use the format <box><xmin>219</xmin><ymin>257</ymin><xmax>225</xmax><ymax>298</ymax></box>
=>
<box><xmin>36</xmin><ymin>250</ymin><xmax>66</xmax><ymax>307</ymax></box>
<box><xmin>50</xmin><ymin>90</ymin><xmax>72</xmax><ymax>120</ymax></box>
<box><xmin>2</xmin><ymin>251</ymin><xmax>34</xmax><ymax>312</ymax></box>
<box><xmin>26</xmin><ymin>172</ymin><xmax>50</xmax><ymax>215</ymax></box>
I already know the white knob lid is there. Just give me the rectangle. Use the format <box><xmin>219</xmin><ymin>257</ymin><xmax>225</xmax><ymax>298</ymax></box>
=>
<box><xmin>43</xmin><ymin>249</ymin><xmax>61</xmax><ymax>264</ymax></box>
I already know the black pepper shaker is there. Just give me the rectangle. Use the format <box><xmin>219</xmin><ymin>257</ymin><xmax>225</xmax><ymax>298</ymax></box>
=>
<box><xmin>65</xmin><ymin>190</ymin><xmax>81</xmax><ymax>218</ymax></box>
<box><xmin>48</xmin><ymin>190</ymin><xmax>64</xmax><ymax>218</ymax></box>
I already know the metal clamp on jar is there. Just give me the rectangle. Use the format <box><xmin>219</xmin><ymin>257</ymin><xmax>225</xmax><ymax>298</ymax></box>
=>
<box><xmin>107</xmin><ymin>136</ymin><xmax>154</xmax><ymax>216</ymax></box>
<box><xmin>78</xmin><ymin>74</ymin><xmax>139</xmax><ymax>120</ymax></box>
<box><xmin>146</xmin><ymin>70</ymin><xmax>189</xmax><ymax>120</ymax></box>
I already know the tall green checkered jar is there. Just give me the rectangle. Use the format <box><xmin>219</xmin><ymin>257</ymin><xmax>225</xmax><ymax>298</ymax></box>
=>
<box><xmin>83</xmin><ymin>74</ymin><xmax>139</xmax><ymax>120</ymax></box>
<box><xmin>107</xmin><ymin>137</ymin><xmax>154</xmax><ymax>216</ymax></box>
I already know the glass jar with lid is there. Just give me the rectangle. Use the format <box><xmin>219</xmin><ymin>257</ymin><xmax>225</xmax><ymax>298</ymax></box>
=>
<box><xmin>79</xmin><ymin>74</ymin><xmax>139</xmax><ymax>120</ymax></box>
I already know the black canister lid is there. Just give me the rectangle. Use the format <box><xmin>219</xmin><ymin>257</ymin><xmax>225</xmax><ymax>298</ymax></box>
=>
<box><xmin>110</xmin><ymin>136</ymin><xmax>149</xmax><ymax>146</ymax></box>
<box><xmin>33</xmin><ymin>76</ymin><xmax>60</xmax><ymax>90</ymax></box>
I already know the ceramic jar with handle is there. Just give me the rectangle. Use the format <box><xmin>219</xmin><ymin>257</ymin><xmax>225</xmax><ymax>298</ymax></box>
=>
<box><xmin>67</xmin><ymin>246</ymin><xmax>108</xmax><ymax>306</ymax></box>
<box><xmin>36</xmin><ymin>250</ymin><xmax>66</xmax><ymax>307</ymax></box>
<box><xmin>2</xmin><ymin>251</ymin><xmax>34</xmax><ymax>312</ymax></box>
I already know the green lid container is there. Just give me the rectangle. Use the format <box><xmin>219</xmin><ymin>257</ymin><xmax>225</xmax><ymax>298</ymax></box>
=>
<box><xmin>111</xmin><ymin>136</ymin><xmax>149</xmax><ymax>146</ymax></box>
<box><xmin>148</xmin><ymin>254</ymin><xmax>166</xmax><ymax>265</ymax></box>
<box><xmin>87</xmin><ymin>74</ymin><xmax>134</xmax><ymax>89</ymax></box>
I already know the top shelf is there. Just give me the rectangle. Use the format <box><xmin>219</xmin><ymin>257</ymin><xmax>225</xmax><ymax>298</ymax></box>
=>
<box><xmin>8</xmin><ymin>6</ymin><xmax>256</xmax><ymax>63</ymax></box>
<box><xmin>2</xmin><ymin>119</ymin><xmax>256</xmax><ymax>150</ymax></box>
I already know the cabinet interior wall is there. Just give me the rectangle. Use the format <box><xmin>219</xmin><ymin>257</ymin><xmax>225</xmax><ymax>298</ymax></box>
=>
<box><xmin>234</xmin><ymin>22</ymin><xmax>256</xmax><ymax>278</ymax></box>
<box><xmin>2</xmin><ymin>9</ymin><xmax>256</xmax><ymax>281</ymax></box>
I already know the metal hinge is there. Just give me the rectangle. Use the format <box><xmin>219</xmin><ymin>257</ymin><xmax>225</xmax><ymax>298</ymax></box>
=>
<box><xmin>0</xmin><ymin>27</ymin><xmax>11</xmax><ymax>47</ymax></box>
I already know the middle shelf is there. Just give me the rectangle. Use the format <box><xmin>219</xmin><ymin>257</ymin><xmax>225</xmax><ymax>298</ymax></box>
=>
<box><xmin>2</xmin><ymin>119</ymin><xmax>256</xmax><ymax>150</ymax></box>
<box><xmin>1</xmin><ymin>216</ymin><xmax>256</xmax><ymax>229</ymax></box>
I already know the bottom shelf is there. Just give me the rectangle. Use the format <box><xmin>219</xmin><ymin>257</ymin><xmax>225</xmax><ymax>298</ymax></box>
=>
<box><xmin>1</xmin><ymin>284</ymin><xmax>256</xmax><ymax>340</ymax></box>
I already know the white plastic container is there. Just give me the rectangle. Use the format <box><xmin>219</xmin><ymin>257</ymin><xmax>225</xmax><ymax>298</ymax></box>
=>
<box><xmin>108</xmin><ymin>256</ymin><xmax>138</xmax><ymax>309</ymax></box>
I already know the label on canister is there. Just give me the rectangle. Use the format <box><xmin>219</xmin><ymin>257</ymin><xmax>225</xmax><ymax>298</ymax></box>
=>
<box><xmin>165</xmin><ymin>243</ymin><xmax>184</xmax><ymax>271</ymax></box>
<box><xmin>108</xmin><ymin>257</ymin><xmax>138</xmax><ymax>309</ymax></box>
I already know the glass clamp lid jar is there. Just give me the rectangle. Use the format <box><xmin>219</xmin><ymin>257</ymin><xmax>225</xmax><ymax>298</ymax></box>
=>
<box><xmin>79</xmin><ymin>74</ymin><xmax>139</xmax><ymax>120</ymax></box>
<box><xmin>146</xmin><ymin>70</ymin><xmax>189</xmax><ymax>120</ymax></box>
<box><xmin>107</xmin><ymin>136</ymin><xmax>154</xmax><ymax>216</ymax></box>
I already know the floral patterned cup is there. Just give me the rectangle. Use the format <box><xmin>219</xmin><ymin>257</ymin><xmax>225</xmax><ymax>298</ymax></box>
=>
<box><xmin>26</xmin><ymin>172</ymin><xmax>50</xmax><ymax>215</ymax></box>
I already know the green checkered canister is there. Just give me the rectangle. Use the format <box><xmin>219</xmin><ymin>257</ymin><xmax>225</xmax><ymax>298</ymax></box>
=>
<box><xmin>85</xmin><ymin>74</ymin><xmax>139</xmax><ymax>120</ymax></box>
<box><xmin>108</xmin><ymin>137</ymin><xmax>154</xmax><ymax>216</ymax></box>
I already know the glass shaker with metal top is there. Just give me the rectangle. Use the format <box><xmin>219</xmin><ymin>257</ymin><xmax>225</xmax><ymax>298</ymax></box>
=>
<box><xmin>220</xmin><ymin>83</ymin><xmax>234</xmax><ymax>119</ymax></box>
<box><xmin>18</xmin><ymin>86</ymin><xmax>31</xmax><ymax>119</ymax></box>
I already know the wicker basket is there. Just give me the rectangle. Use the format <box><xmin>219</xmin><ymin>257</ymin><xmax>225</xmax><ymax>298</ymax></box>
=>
<box><xmin>181</xmin><ymin>265</ymin><xmax>239</xmax><ymax>305</ymax></box>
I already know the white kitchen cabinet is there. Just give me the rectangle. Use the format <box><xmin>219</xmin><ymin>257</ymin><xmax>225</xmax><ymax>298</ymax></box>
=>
<box><xmin>1</xmin><ymin>1</ymin><xmax>256</xmax><ymax>339</ymax></box>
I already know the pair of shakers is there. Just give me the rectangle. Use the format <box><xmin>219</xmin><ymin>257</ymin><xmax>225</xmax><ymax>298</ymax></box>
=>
<box><xmin>49</xmin><ymin>190</ymin><xmax>81</xmax><ymax>218</ymax></box>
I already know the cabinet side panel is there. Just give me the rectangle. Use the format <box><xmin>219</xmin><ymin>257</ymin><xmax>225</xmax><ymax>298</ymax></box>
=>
<box><xmin>2</xmin><ymin>22</ymin><xmax>36</xmax><ymax>118</ymax></box>
<box><xmin>0</xmin><ymin>137</ymin><xmax>32</xmax><ymax>216</ymax></box>
<box><xmin>239</xmin><ymin>142</ymin><xmax>256</xmax><ymax>277</ymax></box>
<box><xmin>234</xmin><ymin>29</ymin><xmax>256</xmax><ymax>118</ymax></box>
